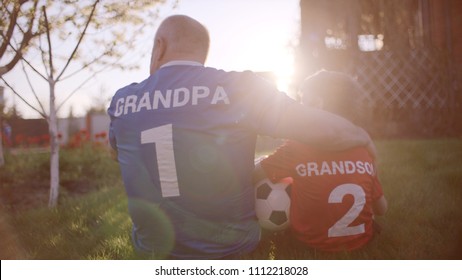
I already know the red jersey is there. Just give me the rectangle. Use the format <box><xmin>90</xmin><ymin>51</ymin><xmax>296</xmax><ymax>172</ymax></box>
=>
<box><xmin>261</xmin><ymin>140</ymin><xmax>383</xmax><ymax>252</ymax></box>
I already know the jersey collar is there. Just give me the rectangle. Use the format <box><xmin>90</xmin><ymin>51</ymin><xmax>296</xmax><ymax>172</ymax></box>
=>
<box><xmin>160</xmin><ymin>60</ymin><xmax>203</xmax><ymax>68</ymax></box>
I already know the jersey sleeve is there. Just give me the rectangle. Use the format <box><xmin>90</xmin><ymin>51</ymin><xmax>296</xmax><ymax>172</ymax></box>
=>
<box><xmin>241</xmin><ymin>72</ymin><xmax>368</xmax><ymax>152</ymax></box>
<box><xmin>107</xmin><ymin>95</ymin><xmax>119</xmax><ymax>152</ymax></box>
<box><xmin>235</xmin><ymin>72</ymin><xmax>295</xmax><ymax>136</ymax></box>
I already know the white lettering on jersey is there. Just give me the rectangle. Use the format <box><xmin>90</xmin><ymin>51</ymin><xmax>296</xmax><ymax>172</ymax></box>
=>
<box><xmin>320</xmin><ymin>161</ymin><xmax>332</xmax><ymax>175</ymax></box>
<box><xmin>331</xmin><ymin>161</ymin><xmax>344</xmax><ymax>174</ymax></box>
<box><xmin>345</xmin><ymin>161</ymin><xmax>355</xmax><ymax>174</ymax></box>
<box><xmin>211</xmin><ymin>86</ymin><xmax>230</xmax><ymax>104</ymax></box>
<box><xmin>136</xmin><ymin>92</ymin><xmax>152</xmax><ymax>112</ymax></box>
<box><xmin>124</xmin><ymin>95</ymin><xmax>138</xmax><ymax>115</ymax></box>
<box><xmin>114</xmin><ymin>98</ymin><xmax>124</xmax><ymax>117</ymax></box>
<box><xmin>296</xmin><ymin>164</ymin><xmax>307</xmax><ymax>176</ymax></box>
<box><xmin>192</xmin><ymin>86</ymin><xmax>209</xmax><ymax>105</ymax></box>
<box><xmin>173</xmin><ymin>87</ymin><xmax>189</xmax><ymax>107</ymax></box>
<box><xmin>114</xmin><ymin>86</ymin><xmax>230</xmax><ymax>116</ymax></box>
<box><xmin>295</xmin><ymin>160</ymin><xmax>374</xmax><ymax>177</ymax></box>
<box><xmin>153</xmin><ymin>89</ymin><xmax>172</xmax><ymax>109</ymax></box>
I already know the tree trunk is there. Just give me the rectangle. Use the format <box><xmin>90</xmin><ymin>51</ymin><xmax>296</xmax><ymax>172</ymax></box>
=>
<box><xmin>0</xmin><ymin>86</ymin><xmax>4</xmax><ymax>167</ymax></box>
<box><xmin>0</xmin><ymin>126</ymin><xmax>4</xmax><ymax>167</ymax></box>
<box><xmin>48</xmin><ymin>80</ymin><xmax>60</xmax><ymax>208</ymax></box>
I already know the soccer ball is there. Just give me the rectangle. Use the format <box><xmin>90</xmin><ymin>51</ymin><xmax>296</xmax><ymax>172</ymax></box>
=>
<box><xmin>254</xmin><ymin>177</ymin><xmax>292</xmax><ymax>231</ymax></box>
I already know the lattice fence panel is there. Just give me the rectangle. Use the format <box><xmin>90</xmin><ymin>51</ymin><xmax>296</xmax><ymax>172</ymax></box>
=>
<box><xmin>343</xmin><ymin>48</ymin><xmax>458</xmax><ymax>138</ymax></box>
<box><xmin>350</xmin><ymin>49</ymin><xmax>449</xmax><ymax>109</ymax></box>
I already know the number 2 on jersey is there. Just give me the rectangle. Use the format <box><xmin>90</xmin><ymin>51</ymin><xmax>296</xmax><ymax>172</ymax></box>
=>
<box><xmin>328</xmin><ymin>183</ymin><xmax>366</xmax><ymax>237</ymax></box>
<box><xmin>141</xmin><ymin>124</ymin><xmax>180</xmax><ymax>197</ymax></box>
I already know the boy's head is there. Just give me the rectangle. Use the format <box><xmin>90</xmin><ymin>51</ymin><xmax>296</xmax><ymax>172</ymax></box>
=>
<box><xmin>299</xmin><ymin>70</ymin><xmax>368</xmax><ymax>125</ymax></box>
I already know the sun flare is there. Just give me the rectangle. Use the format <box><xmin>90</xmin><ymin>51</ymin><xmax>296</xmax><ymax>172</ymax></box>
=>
<box><xmin>274</xmin><ymin>57</ymin><xmax>295</xmax><ymax>96</ymax></box>
<box><xmin>228</xmin><ymin>42</ymin><xmax>296</xmax><ymax>97</ymax></box>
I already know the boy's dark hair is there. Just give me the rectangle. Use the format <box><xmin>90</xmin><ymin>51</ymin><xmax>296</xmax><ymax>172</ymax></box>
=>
<box><xmin>299</xmin><ymin>70</ymin><xmax>369</xmax><ymax>126</ymax></box>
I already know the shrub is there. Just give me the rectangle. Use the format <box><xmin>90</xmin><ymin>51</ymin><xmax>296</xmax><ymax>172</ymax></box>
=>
<box><xmin>0</xmin><ymin>144</ymin><xmax>120</xmax><ymax>211</ymax></box>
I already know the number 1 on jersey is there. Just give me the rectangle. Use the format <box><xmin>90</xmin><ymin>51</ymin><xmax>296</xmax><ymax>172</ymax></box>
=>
<box><xmin>141</xmin><ymin>124</ymin><xmax>180</xmax><ymax>197</ymax></box>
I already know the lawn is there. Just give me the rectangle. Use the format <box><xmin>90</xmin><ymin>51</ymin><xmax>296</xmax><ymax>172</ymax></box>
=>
<box><xmin>1</xmin><ymin>139</ymin><xmax>461</xmax><ymax>259</ymax></box>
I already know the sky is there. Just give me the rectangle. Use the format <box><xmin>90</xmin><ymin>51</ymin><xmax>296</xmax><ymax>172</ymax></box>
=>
<box><xmin>2</xmin><ymin>0</ymin><xmax>300</xmax><ymax>119</ymax></box>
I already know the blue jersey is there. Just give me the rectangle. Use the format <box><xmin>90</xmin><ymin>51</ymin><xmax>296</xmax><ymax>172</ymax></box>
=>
<box><xmin>108</xmin><ymin>64</ymin><xmax>312</xmax><ymax>259</ymax></box>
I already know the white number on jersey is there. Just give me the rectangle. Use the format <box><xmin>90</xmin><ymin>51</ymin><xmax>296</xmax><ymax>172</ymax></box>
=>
<box><xmin>141</xmin><ymin>124</ymin><xmax>180</xmax><ymax>197</ymax></box>
<box><xmin>327</xmin><ymin>183</ymin><xmax>366</xmax><ymax>237</ymax></box>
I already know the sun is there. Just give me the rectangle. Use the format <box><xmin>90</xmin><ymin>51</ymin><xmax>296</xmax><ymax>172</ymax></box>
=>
<box><xmin>256</xmin><ymin>47</ymin><xmax>295</xmax><ymax>98</ymax></box>
<box><xmin>204</xmin><ymin>15</ymin><xmax>298</xmax><ymax>98</ymax></box>
<box><xmin>273</xmin><ymin>55</ymin><xmax>295</xmax><ymax>96</ymax></box>
<box><xmin>227</xmin><ymin>41</ymin><xmax>296</xmax><ymax>97</ymax></box>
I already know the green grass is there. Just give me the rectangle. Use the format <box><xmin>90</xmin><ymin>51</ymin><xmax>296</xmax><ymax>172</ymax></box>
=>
<box><xmin>1</xmin><ymin>139</ymin><xmax>461</xmax><ymax>259</ymax></box>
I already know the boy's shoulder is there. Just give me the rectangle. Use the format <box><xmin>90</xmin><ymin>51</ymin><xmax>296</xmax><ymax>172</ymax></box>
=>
<box><xmin>287</xmin><ymin>140</ymin><xmax>373</xmax><ymax>161</ymax></box>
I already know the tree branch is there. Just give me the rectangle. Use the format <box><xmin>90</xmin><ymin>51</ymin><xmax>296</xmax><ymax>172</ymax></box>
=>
<box><xmin>56</xmin><ymin>74</ymin><xmax>95</xmax><ymax>113</ymax></box>
<box><xmin>42</xmin><ymin>6</ymin><xmax>54</xmax><ymax>81</ymax></box>
<box><xmin>1</xmin><ymin>77</ymin><xmax>48</xmax><ymax>119</ymax></box>
<box><xmin>38</xmin><ymin>35</ymin><xmax>50</xmax><ymax>77</ymax></box>
<box><xmin>0</xmin><ymin>0</ymin><xmax>40</xmax><ymax>76</ymax></box>
<box><xmin>60</xmin><ymin>49</ymin><xmax>111</xmax><ymax>81</ymax></box>
<box><xmin>17</xmin><ymin>54</ymin><xmax>48</xmax><ymax>80</ymax></box>
<box><xmin>21</xmin><ymin>59</ymin><xmax>47</xmax><ymax>115</ymax></box>
<box><xmin>0</xmin><ymin>1</ymin><xmax>21</xmax><ymax>58</ymax></box>
<box><xmin>56</xmin><ymin>0</ymin><xmax>100</xmax><ymax>81</ymax></box>
<box><xmin>56</xmin><ymin>61</ymin><xmax>113</xmax><ymax>112</ymax></box>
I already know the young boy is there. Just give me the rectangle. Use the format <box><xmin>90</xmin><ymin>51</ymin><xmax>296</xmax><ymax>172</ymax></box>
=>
<box><xmin>257</xmin><ymin>70</ymin><xmax>387</xmax><ymax>252</ymax></box>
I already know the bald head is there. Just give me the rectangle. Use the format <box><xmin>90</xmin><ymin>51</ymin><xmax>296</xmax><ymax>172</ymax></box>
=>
<box><xmin>150</xmin><ymin>15</ymin><xmax>210</xmax><ymax>74</ymax></box>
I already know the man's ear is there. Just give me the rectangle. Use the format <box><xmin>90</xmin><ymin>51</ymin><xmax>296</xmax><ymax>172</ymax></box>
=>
<box><xmin>150</xmin><ymin>37</ymin><xmax>166</xmax><ymax>74</ymax></box>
